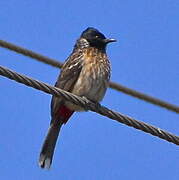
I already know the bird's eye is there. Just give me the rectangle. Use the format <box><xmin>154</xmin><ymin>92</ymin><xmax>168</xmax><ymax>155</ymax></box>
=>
<box><xmin>95</xmin><ymin>35</ymin><xmax>99</xmax><ymax>38</ymax></box>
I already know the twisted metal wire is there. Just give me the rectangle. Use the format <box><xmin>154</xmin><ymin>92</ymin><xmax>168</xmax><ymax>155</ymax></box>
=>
<box><xmin>0</xmin><ymin>39</ymin><xmax>178</xmax><ymax>113</ymax></box>
<box><xmin>0</xmin><ymin>65</ymin><xmax>179</xmax><ymax>146</ymax></box>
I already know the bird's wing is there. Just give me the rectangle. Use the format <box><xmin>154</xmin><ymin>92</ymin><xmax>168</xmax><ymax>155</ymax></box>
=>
<box><xmin>50</xmin><ymin>51</ymin><xmax>83</xmax><ymax>122</ymax></box>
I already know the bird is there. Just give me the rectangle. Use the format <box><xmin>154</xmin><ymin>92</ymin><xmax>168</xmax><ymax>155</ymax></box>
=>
<box><xmin>39</xmin><ymin>27</ymin><xmax>116</xmax><ymax>169</ymax></box>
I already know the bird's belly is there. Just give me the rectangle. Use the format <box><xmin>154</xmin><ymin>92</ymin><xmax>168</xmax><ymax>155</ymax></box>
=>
<box><xmin>65</xmin><ymin>76</ymin><xmax>108</xmax><ymax>111</ymax></box>
<box><xmin>73</xmin><ymin>74</ymin><xmax>107</xmax><ymax>101</ymax></box>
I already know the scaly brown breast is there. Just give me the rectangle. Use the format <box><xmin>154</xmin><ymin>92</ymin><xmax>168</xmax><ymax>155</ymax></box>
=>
<box><xmin>66</xmin><ymin>47</ymin><xmax>111</xmax><ymax>111</ymax></box>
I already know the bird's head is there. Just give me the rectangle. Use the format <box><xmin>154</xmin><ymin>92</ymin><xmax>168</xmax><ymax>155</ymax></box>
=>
<box><xmin>79</xmin><ymin>27</ymin><xmax>116</xmax><ymax>50</ymax></box>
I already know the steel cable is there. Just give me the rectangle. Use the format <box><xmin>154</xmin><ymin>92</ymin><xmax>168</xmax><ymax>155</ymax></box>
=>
<box><xmin>0</xmin><ymin>65</ymin><xmax>179</xmax><ymax>146</ymax></box>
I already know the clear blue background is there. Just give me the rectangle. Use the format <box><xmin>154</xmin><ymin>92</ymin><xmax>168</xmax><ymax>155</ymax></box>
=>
<box><xmin>0</xmin><ymin>0</ymin><xmax>179</xmax><ymax>179</ymax></box>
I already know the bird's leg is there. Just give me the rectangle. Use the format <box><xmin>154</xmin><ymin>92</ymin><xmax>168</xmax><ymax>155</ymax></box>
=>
<box><xmin>81</xmin><ymin>96</ymin><xmax>101</xmax><ymax>111</ymax></box>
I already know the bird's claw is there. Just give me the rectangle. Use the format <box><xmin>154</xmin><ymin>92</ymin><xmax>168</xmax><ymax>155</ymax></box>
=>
<box><xmin>81</xmin><ymin>96</ymin><xmax>101</xmax><ymax>110</ymax></box>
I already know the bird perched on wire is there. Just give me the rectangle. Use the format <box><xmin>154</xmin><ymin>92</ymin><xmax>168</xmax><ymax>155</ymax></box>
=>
<box><xmin>39</xmin><ymin>27</ymin><xmax>116</xmax><ymax>169</ymax></box>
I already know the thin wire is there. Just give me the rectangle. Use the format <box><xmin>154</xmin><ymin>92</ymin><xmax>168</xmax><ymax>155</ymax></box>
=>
<box><xmin>0</xmin><ymin>40</ymin><xmax>63</xmax><ymax>68</ymax></box>
<box><xmin>109</xmin><ymin>82</ymin><xmax>179</xmax><ymax>113</ymax></box>
<box><xmin>0</xmin><ymin>65</ymin><xmax>179</xmax><ymax>146</ymax></box>
<box><xmin>0</xmin><ymin>39</ymin><xmax>178</xmax><ymax>113</ymax></box>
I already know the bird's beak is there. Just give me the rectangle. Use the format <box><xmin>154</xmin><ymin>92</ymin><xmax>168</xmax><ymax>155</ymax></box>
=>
<box><xmin>104</xmin><ymin>38</ymin><xmax>117</xmax><ymax>44</ymax></box>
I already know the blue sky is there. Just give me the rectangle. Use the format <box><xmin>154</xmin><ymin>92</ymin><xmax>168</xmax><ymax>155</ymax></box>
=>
<box><xmin>0</xmin><ymin>0</ymin><xmax>179</xmax><ymax>179</ymax></box>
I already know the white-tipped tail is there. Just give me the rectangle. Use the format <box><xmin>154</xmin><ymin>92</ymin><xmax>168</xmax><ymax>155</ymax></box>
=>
<box><xmin>39</xmin><ymin>123</ymin><xmax>62</xmax><ymax>169</ymax></box>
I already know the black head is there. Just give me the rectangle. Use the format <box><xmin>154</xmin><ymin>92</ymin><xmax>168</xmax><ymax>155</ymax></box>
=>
<box><xmin>80</xmin><ymin>27</ymin><xmax>116</xmax><ymax>49</ymax></box>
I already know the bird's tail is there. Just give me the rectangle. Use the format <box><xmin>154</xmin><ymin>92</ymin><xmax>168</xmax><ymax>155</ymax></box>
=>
<box><xmin>39</xmin><ymin>105</ymin><xmax>74</xmax><ymax>169</ymax></box>
<box><xmin>39</xmin><ymin>122</ymin><xmax>63</xmax><ymax>169</ymax></box>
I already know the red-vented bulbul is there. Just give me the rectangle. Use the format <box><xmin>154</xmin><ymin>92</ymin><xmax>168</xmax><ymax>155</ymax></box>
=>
<box><xmin>39</xmin><ymin>27</ymin><xmax>116</xmax><ymax>169</ymax></box>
